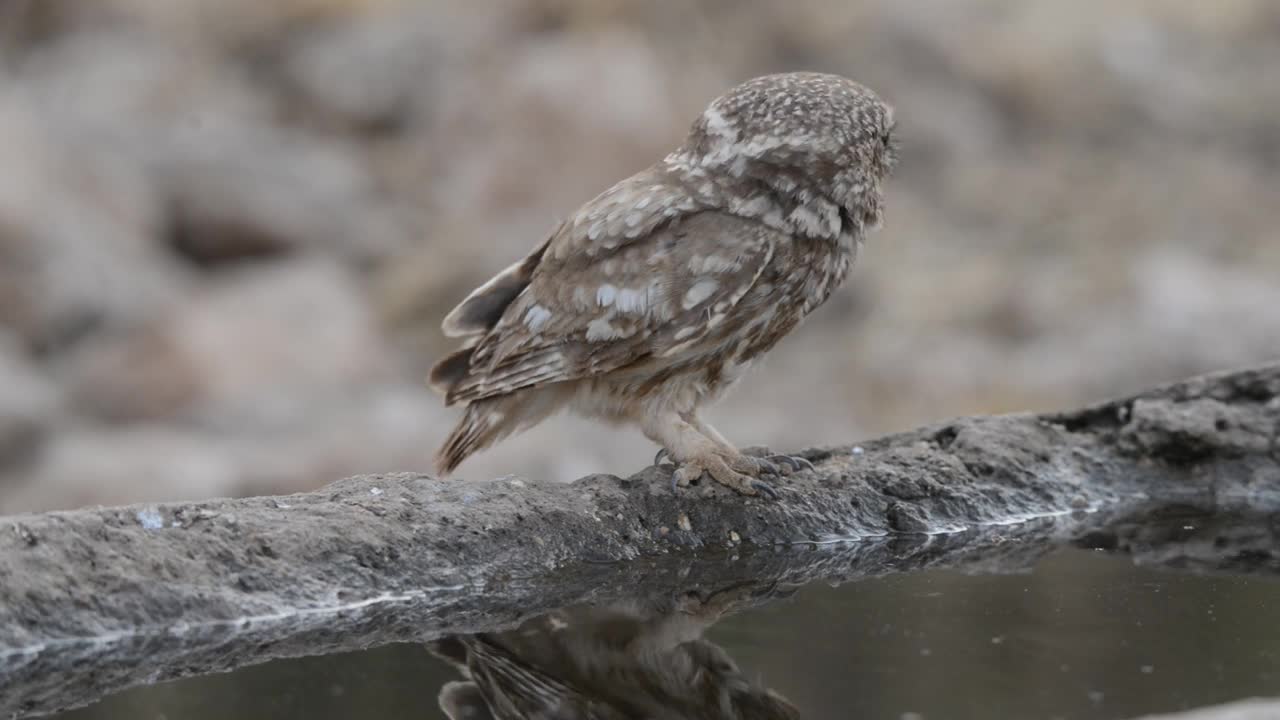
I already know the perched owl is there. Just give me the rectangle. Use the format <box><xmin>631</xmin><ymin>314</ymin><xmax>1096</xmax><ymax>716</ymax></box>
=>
<box><xmin>429</xmin><ymin>598</ymin><xmax>800</xmax><ymax>720</ymax></box>
<box><xmin>430</xmin><ymin>72</ymin><xmax>897</xmax><ymax>496</ymax></box>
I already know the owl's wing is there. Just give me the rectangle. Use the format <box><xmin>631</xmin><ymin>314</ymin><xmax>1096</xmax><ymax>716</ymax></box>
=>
<box><xmin>442</xmin><ymin>184</ymin><xmax>780</xmax><ymax>405</ymax></box>
<box><xmin>462</xmin><ymin>636</ymin><xmax>615</xmax><ymax>720</ymax></box>
<box><xmin>436</xmin><ymin>166</ymin><xmax>700</xmax><ymax>343</ymax></box>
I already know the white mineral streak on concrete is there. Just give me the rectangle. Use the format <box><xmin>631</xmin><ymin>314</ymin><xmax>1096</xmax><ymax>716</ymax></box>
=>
<box><xmin>0</xmin><ymin>585</ymin><xmax>466</xmax><ymax>660</ymax></box>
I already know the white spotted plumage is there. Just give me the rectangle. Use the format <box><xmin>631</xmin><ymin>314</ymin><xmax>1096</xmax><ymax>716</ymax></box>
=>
<box><xmin>429</xmin><ymin>72</ymin><xmax>897</xmax><ymax>495</ymax></box>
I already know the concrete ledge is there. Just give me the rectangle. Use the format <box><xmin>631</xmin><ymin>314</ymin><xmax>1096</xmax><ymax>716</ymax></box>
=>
<box><xmin>1</xmin><ymin>363</ymin><xmax>1278</xmax><ymax>717</ymax></box>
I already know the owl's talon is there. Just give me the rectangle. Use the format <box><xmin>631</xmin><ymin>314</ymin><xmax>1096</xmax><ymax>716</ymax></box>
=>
<box><xmin>654</xmin><ymin>448</ymin><xmax>672</xmax><ymax>467</ymax></box>
<box><xmin>722</xmin><ymin>453</ymin><xmax>779</xmax><ymax>477</ymax></box>
<box><xmin>751</xmin><ymin>479</ymin><xmax>780</xmax><ymax>500</ymax></box>
<box><xmin>767</xmin><ymin>454</ymin><xmax>815</xmax><ymax>474</ymax></box>
<box><xmin>669</xmin><ymin>467</ymin><xmax>706</xmax><ymax>493</ymax></box>
<box><xmin>752</xmin><ymin>458</ymin><xmax>783</xmax><ymax>477</ymax></box>
<box><xmin>671</xmin><ymin>464</ymin><xmax>702</xmax><ymax>491</ymax></box>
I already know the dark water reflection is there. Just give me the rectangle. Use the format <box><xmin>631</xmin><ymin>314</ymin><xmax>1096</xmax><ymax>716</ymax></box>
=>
<box><xmin>52</xmin><ymin>510</ymin><xmax>1280</xmax><ymax>720</ymax></box>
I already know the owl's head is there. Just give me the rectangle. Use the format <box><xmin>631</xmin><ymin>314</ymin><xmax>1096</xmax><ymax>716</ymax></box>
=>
<box><xmin>681</xmin><ymin>72</ymin><xmax>897</xmax><ymax>237</ymax></box>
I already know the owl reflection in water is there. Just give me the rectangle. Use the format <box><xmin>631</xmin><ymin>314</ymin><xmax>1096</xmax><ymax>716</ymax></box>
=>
<box><xmin>428</xmin><ymin>596</ymin><xmax>800</xmax><ymax>719</ymax></box>
<box><xmin>431</xmin><ymin>72</ymin><xmax>897</xmax><ymax>497</ymax></box>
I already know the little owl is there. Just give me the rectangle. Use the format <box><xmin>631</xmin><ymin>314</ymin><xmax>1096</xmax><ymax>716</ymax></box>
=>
<box><xmin>430</xmin><ymin>596</ymin><xmax>800</xmax><ymax>719</ymax></box>
<box><xmin>430</xmin><ymin>72</ymin><xmax>897</xmax><ymax>497</ymax></box>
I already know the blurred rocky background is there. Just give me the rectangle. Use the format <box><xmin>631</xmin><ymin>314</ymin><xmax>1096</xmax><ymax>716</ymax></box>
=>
<box><xmin>1</xmin><ymin>0</ymin><xmax>1278</xmax><ymax>513</ymax></box>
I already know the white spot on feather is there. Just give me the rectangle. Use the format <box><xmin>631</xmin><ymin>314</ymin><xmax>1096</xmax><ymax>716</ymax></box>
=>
<box><xmin>690</xmin><ymin>254</ymin><xmax>739</xmax><ymax>273</ymax></box>
<box><xmin>735</xmin><ymin>195</ymin><xmax>774</xmax><ymax>216</ymax></box>
<box><xmin>596</xmin><ymin>284</ymin><xmax>618</xmax><ymax>306</ymax></box>
<box><xmin>524</xmin><ymin>304</ymin><xmax>552</xmax><ymax>331</ymax></box>
<box><xmin>615</xmin><ymin>287</ymin><xmax>648</xmax><ymax>313</ymax></box>
<box><xmin>682</xmin><ymin>280</ymin><xmax>718</xmax><ymax>309</ymax></box>
<box><xmin>586</xmin><ymin>316</ymin><xmax>631</xmax><ymax>341</ymax></box>
<box><xmin>746</xmin><ymin>305</ymin><xmax>777</xmax><ymax>330</ymax></box>
<box><xmin>789</xmin><ymin>205</ymin><xmax>827</xmax><ymax>237</ymax></box>
<box><xmin>702</xmin><ymin>106</ymin><xmax>736</xmax><ymax>140</ymax></box>
<box><xmin>660</xmin><ymin>336</ymin><xmax>700</xmax><ymax>357</ymax></box>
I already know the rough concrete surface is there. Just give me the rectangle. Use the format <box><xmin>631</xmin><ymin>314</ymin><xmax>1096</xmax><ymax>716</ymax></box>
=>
<box><xmin>0</xmin><ymin>362</ymin><xmax>1278</xmax><ymax>717</ymax></box>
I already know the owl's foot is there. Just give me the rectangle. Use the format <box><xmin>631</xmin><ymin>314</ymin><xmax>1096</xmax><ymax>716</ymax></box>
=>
<box><xmin>677</xmin><ymin>580</ymin><xmax>786</xmax><ymax>619</ymax></box>
<box><xmin>668</xmin><ymin>452</ymin><xmax>779</xmax><ymax>499</ymax></box>
<box><xmin>645</xmin><ymin>415</ymin><xmax>780</xmax><ymax>498</ymax></box>
<box><xmin>656</xmin><ymin>448</ymin><xmax>800</xmax><ymax>477</ymax></box>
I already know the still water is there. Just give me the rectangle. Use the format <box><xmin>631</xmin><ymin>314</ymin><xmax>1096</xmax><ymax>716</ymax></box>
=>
<box><xmin>54</xmin><ymin>513</ymin><xmax>1279</xmax><ymax>720</ymax></box>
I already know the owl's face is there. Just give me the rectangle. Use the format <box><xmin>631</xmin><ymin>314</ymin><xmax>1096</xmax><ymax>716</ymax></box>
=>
<box><xmin>685</xmin><ymin>72</ymin><xmax>897</xmax><ymax>234</ymax></box>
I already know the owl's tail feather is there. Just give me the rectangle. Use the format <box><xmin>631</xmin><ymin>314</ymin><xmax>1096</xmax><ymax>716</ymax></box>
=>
<box><xmin>434</xmin><ymin>389</ymin><xmax>564</xmax><ymax>476</ymax></box>
<box><xmin>437</xmin><ymin>681</ymin><xmax>494</xmax><ymax>720</ymax></box>
<box><xmin>428</xmin><ymin>346</ymin><xmax>475</xmax><ymax>400</ymax></box>
<box><xmin>436</xmin><ymin>399</ymin><xmax>507</xmax><ymax>475</ymax></box>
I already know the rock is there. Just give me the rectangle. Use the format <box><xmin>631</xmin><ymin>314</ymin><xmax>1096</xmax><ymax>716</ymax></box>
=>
<box><xmin>2</xmin><ymin>426</ymin><xmax>242</xmax><ymax>514</ymax></box>
<box><xmin>3</xmin><ymin>384</ymin><xmax>445</xmax><ymax>513</ymax></box>
<box><xmin>66</xmin><ymin>258</ymin><xmax>392</xmax><ymax>424</ymax></box>
<box><xmin>16</xmin><ymin>28</ymin><xmax>270</xmax><ymax>139</ymax></box>
<box><xmin>60</xmin><ymin>324</ymin><xmax>201</xmax><ymax>424</ymax></box>
<box><xmin>2</xmin><ymin>0</ymin><xmax>1280</xmax><ymax>513</ymax></box>
<box><xmin>0</xmin><ymin>91</ymin><xmax>180</xmax><ymax>353</ymax></box>
<box><xmin>274</xmin><ymin>2</ymin><xmax>507</xmax><ymax>134</ymax></box>
<box><xmin>24</xmin><ymin>0</ymin><xmax>382</xmax><ymax>46</ymax></box>
<box><xmin>0</xmin><ymin>334</ymin><xmax>60</xmax><ymax>473</ymax></box>
<box><xmin>17</xmin><ymin>28</ymin><xmax>410</xmax><ymax>268</ymax></box>
<box><xmin>156</xmin><ymin>124</ymin><xmax>410</xmax><ymax>268</ymax></box>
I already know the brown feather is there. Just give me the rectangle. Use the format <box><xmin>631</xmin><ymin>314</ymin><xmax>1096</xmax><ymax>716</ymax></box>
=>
<box><xmin>442</xmin><ymin>211</ymin><xmax>776</xmax><ymax>408</ymax></box>
<box><xmin>441</xmin><ymin>236</ymin><xmax>552</xmax><ymax>338</ymax></box>
<box><xmin>446</xmin><ymin>349</ymin><xmax>567</xmax><ymax>405</ymax></box>
<box><xmin>435</xmin><ymin>388</ymin><xmax>567</xmax><ymax>474</ymax></box>
<box><xmin>436</xmin><ymin>400</ymin><xmax>502</xmax><ymax>474</ymax></box>
<box><xmin>428</xmin><ymin>346</ymin><xmax>476</xmax><ymax>398</ymax></box>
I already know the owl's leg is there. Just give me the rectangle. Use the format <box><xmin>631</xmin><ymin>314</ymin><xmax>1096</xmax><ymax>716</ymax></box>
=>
<box><xmin>680</xmin><ymin>412</ymin><xmax>797</xmax><ymax>477</ymax></box>
<box><xmin>681</xmin><ymin>413</ymin><xmax>736</xmax><ymax>451</ymax></box>
<box><xmin>642</xmin><ymin>411</ymin><xmax>777</xmax><ymax>498</ymax></box>
<box><xmin>655</xmin><ymin>415</ymin><xmax>815</xmax><ymax>476</ymax></box>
